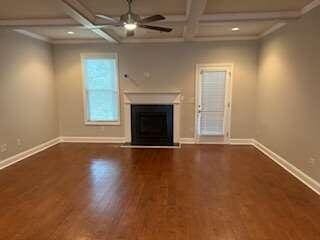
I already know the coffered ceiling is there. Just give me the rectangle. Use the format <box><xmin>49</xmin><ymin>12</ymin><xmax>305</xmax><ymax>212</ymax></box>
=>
<box><xmin>0</xmin><ymin>0</ymin><xmax>318</xmax><ymax>44</ymax></box>
<box><xmin>204</xmin><ymin>0</ymin><xmax>313</xmax><ymax>13</ymax></box>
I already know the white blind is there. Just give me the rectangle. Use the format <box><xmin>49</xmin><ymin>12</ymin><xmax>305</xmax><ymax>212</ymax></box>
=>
<box><xmin>83</xmin><ymin>54</ymin><xmax>119</xmax><ymax>122</ymax></box>
<box><xmin>200</xmin><ymin>70</ymin><xmax>226</xmax><ymax>136</ymax></box>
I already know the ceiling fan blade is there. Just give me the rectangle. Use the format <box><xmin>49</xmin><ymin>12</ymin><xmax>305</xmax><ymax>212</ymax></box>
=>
<box><xmin>126</xmin><ymin>30</ymin><xmax>135</xmax><ymax>37</ymax></box>
<box><xmin>96</xmin><ymin>14</ymin><xmax>119</xmax><ymax>23</ymax></box>
<box><xmin>139</xmin><ymin>25</ymin><xmax>173</xmax><ymax>32</ymax></box>
<box><xmin>78</xmin><ymin>23</ymin><xmax>123</xmax><ymax>29</ymax></box>
<box><xmin>78</xmin><ymin>26</ymin><xmax>106</xmax><ymax>29</ymax></box>
<box><xmin>141</xmin><ymin>15</ymin><xmax>166</xmax><ymax>23</ymax></box>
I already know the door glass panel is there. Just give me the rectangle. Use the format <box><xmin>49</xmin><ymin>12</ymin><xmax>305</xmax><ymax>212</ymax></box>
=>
<box><xmin>199</xmin><ymin>70</ymin><xmax>226</xmax><ymax>136</ymax></box>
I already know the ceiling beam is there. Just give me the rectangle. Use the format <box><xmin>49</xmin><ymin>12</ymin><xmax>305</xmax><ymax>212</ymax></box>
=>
<box><xmin>60</xmin><ymin>0</ymin><xmax>118</xmax><ymax>43</ymax></box>
<box><xmin>185</xmin><ymin>0</ymin><xmax>193</xmax><ymax>18</ymax></box>
<box><xmin>183</xmin><ymin>0</ymin><xmax>207</xmax><ymax>40</ymax></box>
<box><xmin>200</xmin><ymin>11</ymin><xmax>301</xmax><ymax>23</ymax></box>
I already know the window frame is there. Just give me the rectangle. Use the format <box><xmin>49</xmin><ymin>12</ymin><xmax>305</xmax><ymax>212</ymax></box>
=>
<box><xmin>81</xmin><ymin>53</ymin><xmax>120</xmax><ymax>126</ymax></box>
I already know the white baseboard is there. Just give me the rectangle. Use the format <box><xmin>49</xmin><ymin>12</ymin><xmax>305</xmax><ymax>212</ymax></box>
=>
<box><xmin>180</xmin><ymin>138</ymin><xmax>196</xmax><ymax>144</ymax></box>
<box><xmin>0</xmin><ymin>137</ymin><xmax>61</xmax><ymax>170</ymax></box>
<box><xmin>229</xmin><ymin>138</ymin><xmax>254</xmax><ymax>145</ymax></box>
<box><xmin>181</xmin><ymin>138</ymin><xmax>255</xmax><ymax>145</ymax></box>
<box><xmin>253</xmin><ymin>139</ymin><xmax>320</xmax><ymax>195</ymax></box>
<box><xmin>60</xmin><ymin>136</ymin><xmax>126</xmax><ymax>143</ymax></box>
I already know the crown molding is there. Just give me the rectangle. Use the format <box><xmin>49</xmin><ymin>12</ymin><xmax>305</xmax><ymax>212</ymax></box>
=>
<box><xmin>121</xmin><ymin>38</ymin><xmax>184</xmax><ymax>43</ymax></box>
<box><xmin>192</xmin><ymin>36</ymin><xmax>259</xmax><ymax>41</ymax></box>
<box><xmin>301</xmin><ymin>0</ymin><xmax>320</xmax><ymax>14</ymax></box>
<box><xmin>13</xmin><ymin>29</ymin><xmax>51</xmax><ymax>43</ymax></box>
<box><xmin>259</xmin><ymin>0</ymin><xmax>320</xmax><ymax>38</ymax></box>
<box><xmin>52</xmin><ymin>39</ymin><xmax>105</xmax><ymax>44</ymax></box>
<box><xmin>0</xmin><ymin>18</ymin><xmax>77</xmax><ymax>27</ymax></box>
<box><xmin>51</xmin><ymin>35</ymin><xmax>259</xmax><ymax>44</ymax></box>
<box><xmin>260</xmin><ymin>22</ymin><xmax>287</xmax><ymax>38</ymax></box>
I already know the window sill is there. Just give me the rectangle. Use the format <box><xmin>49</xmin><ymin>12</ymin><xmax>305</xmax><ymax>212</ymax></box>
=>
<box><xmin>85</xmin><ymin>121</ymin><xmax>121</xmax><ymax>126</ymax></box>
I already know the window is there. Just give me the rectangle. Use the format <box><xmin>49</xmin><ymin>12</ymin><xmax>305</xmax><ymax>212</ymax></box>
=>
<box><xmin>82</xmin><ymin>53</ymin><xmax>119</xmax><ymax>125</ymax></box>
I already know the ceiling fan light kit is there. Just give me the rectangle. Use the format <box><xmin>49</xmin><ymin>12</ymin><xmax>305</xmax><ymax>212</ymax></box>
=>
<box><xmin>96</xmin><ymin>0</ymin><xmax>172</xmax><ymax>37</ymax></box>
<box><xmin>124</xmin><ymin>23</ymin><xmax>137</xmax><ymax>31</ymax></box>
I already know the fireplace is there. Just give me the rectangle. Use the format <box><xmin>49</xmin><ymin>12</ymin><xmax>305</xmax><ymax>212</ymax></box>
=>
<box><xmin>131</xmin><ymin>105</ymin><xmax>174</xmax><ymax>146</ymax></box>
<box><xmin>124</xmin><ymin>91</ymin><xmax>181</xmax><ymax>146</ymax></box>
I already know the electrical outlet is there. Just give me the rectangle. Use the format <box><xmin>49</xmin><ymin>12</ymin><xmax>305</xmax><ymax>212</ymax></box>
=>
<box><xmin>144</xmin><ymin>72</ymin><xmax>151</xmax><ymax>78</ymax></box>
<box><xmin>309</xmin><ymin>157</ymin><xmax>316</xmax><ymax>166</ymax></box>
<box><xmin>0</xmin><ymin>144</ymin><xmax>7</xmax><ymax>153</ymax></box>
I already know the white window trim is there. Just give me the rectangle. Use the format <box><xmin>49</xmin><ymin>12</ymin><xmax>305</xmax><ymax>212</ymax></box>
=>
<box><xmin>81</xmin><ymin>53</ymin><xmax>120</xmax><ymax>126</ymax></box>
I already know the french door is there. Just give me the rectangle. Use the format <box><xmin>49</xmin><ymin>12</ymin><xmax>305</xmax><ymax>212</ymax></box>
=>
<box><xmin>195</xmin><ymin>64</ymin><xmax>232</xmax><ymax>144</ymax></box>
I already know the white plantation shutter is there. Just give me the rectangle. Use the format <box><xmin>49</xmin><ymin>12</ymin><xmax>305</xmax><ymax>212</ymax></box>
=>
<box><xmin>200</xmin><ymin>70</ymin><xmax>227</xmax><ymax>136</ymax></box>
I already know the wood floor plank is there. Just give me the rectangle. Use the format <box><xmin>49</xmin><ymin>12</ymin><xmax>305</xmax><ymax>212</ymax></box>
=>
<box><xmin>0</xmin><ymin>143</ymin><xmax>319</xmax><ymax>240</ymax></box>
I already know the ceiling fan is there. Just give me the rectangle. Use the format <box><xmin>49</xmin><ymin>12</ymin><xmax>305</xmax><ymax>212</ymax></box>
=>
<box><xmin>94</xmin><ymin>0</ymin><xmax>173</xmax><ymax>37</ymax></box>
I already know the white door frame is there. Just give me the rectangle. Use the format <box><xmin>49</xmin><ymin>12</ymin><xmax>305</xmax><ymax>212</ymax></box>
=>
<box><xmin>194</xmin><ymin>63</ymin><xmax>233</xmax><ymax>144</ymax></box>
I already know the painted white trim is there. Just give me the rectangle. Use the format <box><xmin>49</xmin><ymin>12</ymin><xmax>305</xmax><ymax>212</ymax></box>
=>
<box><xmin>252</xmin><ymin>140</ymin><xmax>320</xmax><ymax>195</ymax></box>
<box><xmin>195</xmin><ymin>63</ymin><xmax>233</xmax><ymax>144</ymax></box>
<box><xmin>52</xmin><ymin>39</ymin><xmax>106</xmax><ymax>44</ymax></box>
<box><xmin>302</xmin><ymin>0</ymin><xmax>320</xmax><ymax>14</ymax></box>
<box><xmin>0</xmin><ymin>18</ymin><xmax>77</xmax><ymax>26</ymax></box>
<box><xmin>123</xmin><ymin>91</ymin><xmax>181</xmax><ymax>143</ymax></box>
<box><xmin>13</xmin><ymin>29</ymin><xmax>51</xmax><ymax>43</ymax></box>
<box><xmin>200</xmin><ymin>11</ymin><xmax>300</xmax><ymax>22</ymax></box>
<box><xmin>183</xmin><ymin>0</ymin><xmax>208</xmax><ymax>40</ymax></box>
<box><xmin>193</xmin><ymin>36</ymin><xmax>259</xmax><ymax>41</ymax></box>
<box><xmin>0</xmin><ymin>138</ymin><xmax>61</xmax><ymax>170</ymax></box>
<box><xmin>123</xmin><ymin>90</ymin><xmax>181</xmax><ymax>94</ymax></box>
<box><xmin>52</xmin><ymin>36</ymin><xmax>259</xmax><ymax>44</ymax></box>
<box><xmin>60</xmin><ymin>0</ymin><xmax>118</xmax><ymax>43</ymax></box>
<box><xmin>180</xmin><ymin>138</ymin><xmax>196</xmax><ymax>144</ymax></box>
<box><xmin>60</xmin><ymin>136</ymin><xmax>126</xmax><ymax>143</ymax></box>
<box><xmin>122</xmin><ymin>38</ymin><xmax>184</xmax><ymax>43</ymax></box>
<box><xmin>229</xmin><ymin>139</ymin><xmax>254</xmax><ymax>145</ymax></box>
<box><xmin>260</xmin><ymin>22</ymin><xmax>287</xmax><ymax>37</ymax></box>
<box><xmin>180</xmin><ymin>138</ymin><xmax>255</xmax><ymax>145</ymax></box>
<box><xmin>120</xmin><ymin>144</ymin><xmax>181</xmax><ymax>149</ymax></box>
<box><xmin>196</xmin><ymin>141</ymin><xmax>229</xmax><ymax>145</ymax></box>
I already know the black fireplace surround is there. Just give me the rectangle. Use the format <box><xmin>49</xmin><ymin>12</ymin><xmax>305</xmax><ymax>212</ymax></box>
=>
<box><xmin>131</xmin><ymin>105</ymin><xmax>174</xmax><ymax>146</ymax></box>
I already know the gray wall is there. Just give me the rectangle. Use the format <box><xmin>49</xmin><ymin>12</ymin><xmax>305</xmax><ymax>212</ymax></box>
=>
<box><xmin>0</xmin><ymin>28</ymin><xmax>59</xmax><ymax>161</ymax></box>
<box><xmin>1</xmin><ymin>6</ymin><xmax>319</xmax><ymax>186</ymax></box>
<box><xmin>53</xmin><ymin>41</ymin><xmax>259</xmax><ymax>139</ymax></box>
<box><xmin>256</xmin><ymin>7</ymin><xmax>320</xmax><ymax>182</ymax></box>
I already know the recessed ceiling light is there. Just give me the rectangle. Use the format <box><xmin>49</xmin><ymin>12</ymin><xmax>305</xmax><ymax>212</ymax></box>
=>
<box><xmin>231</xmin><ymin>27</ymin><xmax>240</xmax><ymax>31</ymax></box>
<box><xmin>67</xmin><ymin>31</ymin><xmax>75</xmax><ymax>35</ymax></box>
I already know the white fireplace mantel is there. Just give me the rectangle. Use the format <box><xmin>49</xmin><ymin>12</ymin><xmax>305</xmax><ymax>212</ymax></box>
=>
<box><xmin>123</xmin><ymin>90</ymin><xmax>181</xmax><ymax>143</ymax></box>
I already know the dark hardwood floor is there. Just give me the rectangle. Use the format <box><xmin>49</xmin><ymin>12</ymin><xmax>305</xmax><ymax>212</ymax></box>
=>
<box><xmin>0</xmin><ymin>143</ymin><xmax>319</xmax><ymax>240</ymax></box>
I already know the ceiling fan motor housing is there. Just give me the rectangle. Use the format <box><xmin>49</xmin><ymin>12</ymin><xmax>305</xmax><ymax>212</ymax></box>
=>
<box><xmin>121</xmin><ymin>12</ymin><xmax>141</xmax><ymax>24</ymax></box>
